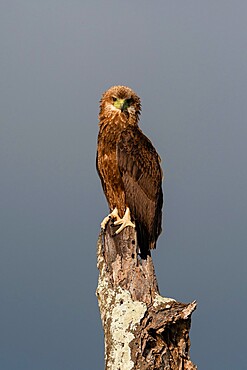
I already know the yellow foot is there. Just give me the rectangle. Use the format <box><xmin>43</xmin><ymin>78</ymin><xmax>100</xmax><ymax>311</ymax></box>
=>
<box><xmin>101</xmin><ymin>208</ymin><xmax>120</xmax><ymax>230</ymax></box>
<box><xmin>114</xmin><ymin>207</ymin><xmax>135</xmax><ymax>234</ymax></box>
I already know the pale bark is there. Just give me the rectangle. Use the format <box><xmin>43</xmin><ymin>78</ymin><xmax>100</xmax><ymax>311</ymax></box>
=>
<box><xmin>96</xmin><ymin>225</ymin><xmax>197</xmax><ymax>370</ymax></box>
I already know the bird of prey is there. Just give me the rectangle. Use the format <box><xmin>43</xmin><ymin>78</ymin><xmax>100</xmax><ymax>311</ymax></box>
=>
<box><xmin>96</xmin><ymin>85</ymin><xmax>163</xmax><ymax>253</ymax></box>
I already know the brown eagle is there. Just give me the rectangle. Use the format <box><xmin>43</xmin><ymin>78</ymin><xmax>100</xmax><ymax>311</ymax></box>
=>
<box><xmin>96</xmin><ymin>85</ymin><xmax>163</xmax><ymax>253</ymax></box>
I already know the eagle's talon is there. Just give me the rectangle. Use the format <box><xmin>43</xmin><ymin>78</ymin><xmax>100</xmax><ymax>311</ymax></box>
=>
<box><xmin>100</xmin><ymin>207</ymin><xmax>121</xmax><ymax>230</ymax></box>
<box><xmin>113</xmin><ymin>207</ymin><xmax>135</xmax><ymax>234</ymax></box>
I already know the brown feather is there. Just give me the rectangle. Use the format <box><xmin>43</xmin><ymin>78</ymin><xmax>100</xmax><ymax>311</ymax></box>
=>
<box><xmin>117</xmin><ymin>127</ymin><xmax>163</xmax><ymax>250</ymax></box>
<box><xmin>96</xmin><ymin>85</ymin><xmax>163</xmax><ymax>252</ymax></box>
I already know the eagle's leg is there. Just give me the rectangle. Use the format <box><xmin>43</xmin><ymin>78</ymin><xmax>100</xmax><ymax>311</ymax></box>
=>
<box><xmin>101</xmin><ymin>207</ymin><xmax>121</xmax><ymax>230</ymax></box>
<box><xmin>113</xmin><ymin>207</ymin><xmax>135</xmax><ymax>235</ymax></box>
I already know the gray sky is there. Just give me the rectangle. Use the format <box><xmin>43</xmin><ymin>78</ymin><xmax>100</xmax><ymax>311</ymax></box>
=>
<box><xmin>1</xmin><ymin>1</ymin><xmax>247</xmax><ymax>369</ymax></box>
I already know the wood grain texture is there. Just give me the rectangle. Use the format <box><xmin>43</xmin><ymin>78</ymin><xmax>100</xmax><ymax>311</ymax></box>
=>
<box><xmin>96</xmin><ymin>225</ymin><xmax>197</xmax><ymax>370</ymax></box>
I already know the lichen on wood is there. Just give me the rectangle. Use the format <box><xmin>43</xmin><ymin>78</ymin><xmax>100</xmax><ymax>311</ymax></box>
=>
<box><xmin>96</xmin><ymin>225</ymin><xmax>197</xmax><ymax>370</ymax></box>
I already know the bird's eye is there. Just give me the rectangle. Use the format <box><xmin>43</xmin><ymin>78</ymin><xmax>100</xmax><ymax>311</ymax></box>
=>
<box><xmin>112</xmin><ymin>97</ymin><xmax>117</xmax><ymax>102</ymax></box>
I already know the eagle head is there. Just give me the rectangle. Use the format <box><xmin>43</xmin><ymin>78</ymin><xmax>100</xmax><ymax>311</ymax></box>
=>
<box><xmin>99</xmin><ymin>85</ymin><xmax>141</xmax><ymax>124</ymax></box>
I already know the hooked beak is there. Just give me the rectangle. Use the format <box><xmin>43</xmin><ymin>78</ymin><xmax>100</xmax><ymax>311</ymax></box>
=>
<box><xmin>113</xmin><ymin>98</ymin><xmax>128</xmax><ymax>112</ymax></box>
<box><xmin>121</xmin><ymin>99</ymin><xmax>129</xmax><ymax>112</ymax></box>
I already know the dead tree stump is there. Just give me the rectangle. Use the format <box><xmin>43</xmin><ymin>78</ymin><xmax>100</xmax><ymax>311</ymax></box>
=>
<box><xmin>96</xmin><ymin>225</ymin><xmax>197</xmax><ymax>370</ymax></box>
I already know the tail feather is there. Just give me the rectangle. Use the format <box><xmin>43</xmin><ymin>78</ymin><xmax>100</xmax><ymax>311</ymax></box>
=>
<box><xmin>136</xmin><ymin>223</ymin><xmax>154</xmax><ymax>259</ymax></box>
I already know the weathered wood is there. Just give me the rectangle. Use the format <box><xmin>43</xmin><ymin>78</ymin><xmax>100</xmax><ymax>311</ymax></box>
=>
<box><xmin>96</xmin><ymin>225</ymin><xmax>197</xmax><ymax>370</ymax></box>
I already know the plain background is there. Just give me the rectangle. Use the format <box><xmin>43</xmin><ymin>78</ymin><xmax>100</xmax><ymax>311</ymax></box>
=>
<box><xmin>1</xmin><ymin>1</ymin><xmax>247</xmax><ymax>369</ymax></box>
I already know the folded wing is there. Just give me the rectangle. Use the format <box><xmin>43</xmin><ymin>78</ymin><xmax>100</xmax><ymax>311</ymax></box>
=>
<box><xmin>117</xmin><ymin>127</ymin><xmax>163</xmax><ymax>252</ymax></box>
